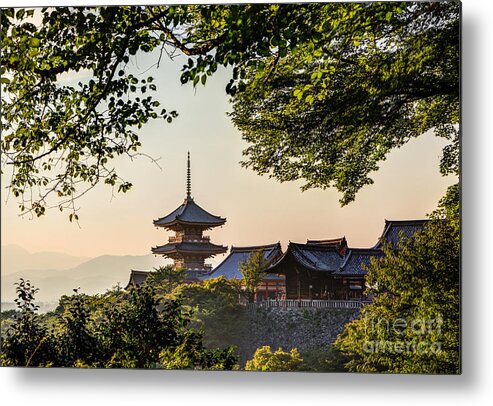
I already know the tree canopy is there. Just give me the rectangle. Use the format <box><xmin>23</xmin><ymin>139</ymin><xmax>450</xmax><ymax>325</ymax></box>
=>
<box><xmin>245</xmin><ymin>346</ymin><xmax>305</xmax><ymax>372</ymax></box>
<box><xmin>229</xmin><ymin>1</ymin><xmax>459</xmax><ymax>205</ymax></box>
<box><xmin>1</xmin><ymin>2</ymin><xmax>459</xmax><ymax>216</ymax></box>
<box><xmin>334</xmin><ymin>188</ymin><xmax>460</xmax><ymax>373</ymax></box>
<box><xmin>239</xmin><ymin>249</ymin><xmax>270</xmax><ymax>303</ymax></box>
<box><xmin>1</xmin><ymin>278</ymin><xmax>239</xmax><ymax>368</ymax></box>
<box><xmin>171</xmin><ymin>276</ymin><xmax>245</xmax><ymax>350</ymax></box>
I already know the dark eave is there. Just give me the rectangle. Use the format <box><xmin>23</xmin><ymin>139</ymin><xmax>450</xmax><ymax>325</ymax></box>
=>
<box><xmin>230</xmin><ymin>242</ymin><xmax>282</xmax><ymax>253</ymax></box>
<box><xmin>201</xmin><ymin>243</ymin><xmax>283</xmax><ymax>280</ymax></box>
<box><xmin>267</xmin><ymin>242</ymin><xmax>344</xmax><ymax>274</ymax></box>
<box><xmin>152</xmin><ymin>242</ymin><xmax>227</xmax><ymax>256</ymax></box>
<box><xmin>125</xmin><ymin>269</ymin><xmax>151</xmax><ymax>289</ymax></box>
<box><xmin>373</xmin><ymin>219</ymin><xmax>428</xmax><ymax>249</ymax></box>
<box><xmin>153</xmin><ymin>197</ymin><xmax>226</xmax><ymax>228</ymax></box>
<box><xmin>306</xmin><ymin>236</ymin><xmax>346</xmax><ymax>246</ymax></box>
<box><xmin>334</xmin><ymin>248</ymin><xmax>383</xmax><ymax>276</ymax></box>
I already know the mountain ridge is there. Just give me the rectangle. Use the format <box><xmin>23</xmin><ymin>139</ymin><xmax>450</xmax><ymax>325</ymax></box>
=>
<box><xmin>1</xmin><ymin>244</ymin><xmax>91</xmax><ymax>275</ymax></box>
<box><xmin>1</xmin><ymin>247</ymin><xmax>169</xmax><ymax>302</ymax></box>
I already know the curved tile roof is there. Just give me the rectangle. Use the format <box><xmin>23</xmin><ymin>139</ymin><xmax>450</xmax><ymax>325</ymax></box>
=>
<box><xmin>154</xmin><ymin>197</ymin><xmax>226</xmax><ymax>228</ymax></box>
<box><xmin>306</xmin><ymin>237</ymin><xmax>346</xmax><ymax>247</ymax></box>
<box><xmin>290</xmin><ymin>243</ymin><xmax>343</xmax><ymax>271</ymax></box>
<box><xmin>125</xmin><ymin>269</ymin><xmax>150</xmax><ymax>289</ymax></box>
<box><xmin>335</xmin><ymin>249</ymin><xmax>383</xmax><ymax>276</ymax></box>
<box><xmin>373</xmin><ymin>219</ymin><xmax>428</xmax><ymax>249</ymax></box>
<box><xmin>201</xmin><ymin>243</ymin><xmax>283</xmax><ymax>280</ymax></box>
<box><xmin>152</xmin><ymin>241</ymin><xmax>227</xmax><ymax>255</ymax></box>
<box><xmin>268</xmin><ymin>242</ymin><xmax>344</xmax><ymax>273</ymax></box>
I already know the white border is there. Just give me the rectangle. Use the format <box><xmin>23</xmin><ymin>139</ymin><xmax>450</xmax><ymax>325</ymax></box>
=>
<box><xmin>1</xmin><ymin>1</ymin><xmax>492</xmax><ymax>405</ymax></box>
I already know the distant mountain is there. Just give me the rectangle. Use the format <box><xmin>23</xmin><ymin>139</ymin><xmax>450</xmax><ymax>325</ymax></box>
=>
<box><xmin>1</xmin><ymin>244</ymin><xmax>90</xmax><ymax>275</ymax></box>
<box><xmin>1</xmin><ymin>251</ymin><xmax>168</xmax><ymax>302</ymax></box>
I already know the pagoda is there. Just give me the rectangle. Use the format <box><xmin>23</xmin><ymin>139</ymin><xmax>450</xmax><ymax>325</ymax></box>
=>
<box><xmin>151</xmin><ymin>152</ymin><xmax>227</xmax><ymax>278</ymax></box>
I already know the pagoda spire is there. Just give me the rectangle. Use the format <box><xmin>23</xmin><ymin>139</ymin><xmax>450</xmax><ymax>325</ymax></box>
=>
<box><xmin>152</xmin><ymin>151</ymin><xmax>227</xmax><ymax>278</ymax></box>
<box><xmin>186</xmin><ymin>151</ymin><xmax>191</xmax><ymax>199</ymax></box>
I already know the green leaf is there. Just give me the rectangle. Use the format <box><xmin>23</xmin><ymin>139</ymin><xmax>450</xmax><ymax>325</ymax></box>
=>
<box><xmin>29</xmin><ymin>37</ymin><xmax>40</xmax><ymax>48</ymax></box>
<box><xmin>293</xmin><ymin>89</ymin><xmax>303</xmax><ymax>100</ymax></box>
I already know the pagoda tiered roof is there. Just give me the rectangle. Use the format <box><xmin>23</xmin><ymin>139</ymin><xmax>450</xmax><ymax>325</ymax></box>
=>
<box><xmin>152</xmin><ymin>241</ymin><xmax>227</xmax><ymax>256</ymax></box>
<box><xmin>153</xmin><ymin>196</ymin><xmax>226</xmax><ymax>229</ymax></box>
<box><xmin>201</xmin><ymin>243</ymin><xmax>283</xmax><ymax>280</ymax></box>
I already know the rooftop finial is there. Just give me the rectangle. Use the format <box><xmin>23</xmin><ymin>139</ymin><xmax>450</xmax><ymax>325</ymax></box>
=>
<box><xmin>186</xmin><ymin>151</ymin><xmax>191</xmax><ymax>199</ymax></box>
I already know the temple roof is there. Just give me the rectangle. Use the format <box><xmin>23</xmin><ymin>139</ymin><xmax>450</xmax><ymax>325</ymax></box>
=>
<box><xmin>201</xmin><ymin>243</ymin><xmax>283</xmax><ymax>280</ymax></box>
<box><xmin>268</xmin><ymin>242</ymin><xmax>344</xmax><ymax>274</ymax></box>
<box><xmin>289</xmin><ymin>243</ymin><xmax>344</xmax><ymax>271</ymax></box>
<box><xmin>373</xmin><ymin>219</ymin><xmax>428</xmax><ymax>249</ymax></box>
<box><xmin>153</xmin><ymin>196</ymin><xmax>226</xmax><ymax>228</ymax></box>
<box><xmin>125</xmin><ymin>269</ymin><xmax>150</xmax><ymax>289</ymax></box>
<box><xmin>307</xmin><ymin>236</ymin><xmax>347</xmax><ymax>255</ymax></box>
<box><xmin>153</xmin><ymin>153</ymin><xmax>226</xmax><ymax>229</ymax></box>
<box><xmin>152</xmin><ymin>241</ymin><xmax>227</xmax><ymax>256</ymax></box>
<box><xmin>334</xmin><ymin>249</ymin><xmax>383</xmax><ymax>276</ymax></box>
<box><xmin>307</xmin><ymin>237</ymin><xmax>346</xmax><ymax>247</ymax></box>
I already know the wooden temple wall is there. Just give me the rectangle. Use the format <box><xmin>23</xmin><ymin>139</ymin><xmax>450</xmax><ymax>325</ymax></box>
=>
<box><xmin>284</xmin><ymin>266</ymin><xmax>365</xmax><ymax>300</ymax></box>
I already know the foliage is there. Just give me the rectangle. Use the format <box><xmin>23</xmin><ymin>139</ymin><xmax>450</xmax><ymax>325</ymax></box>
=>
<box><xmin>51</xmin><ymin>290</ymin><xmax>100</xmax><ymax>366</ymax></box>
<box><xmin>1</xmin><ymin>6</ymin><xmax>177</xmax><ymax>218</ymax></box>
<box><xmin>1</xmin><ymin>279</ymin><xmax>51</xmax><ymax>366</ymax></box>
<box><xmin>245</xmin><ymin>346</ymin><xmax>305</xmax><ymax>372</ymax></box>
<box><xmin>0</xmin><ymin>309</ymin><xmax>21</xmax><ymax>321</ymax></box>
<box><xmin>172</xmin><ymin>277</ymin><xmax>244</xmax><ymax>349</ymax></box>
<box><xmin>229</xmin><ymin>2</ymin><xmax>459</xmax><ymax>205</ymax></box>
<box><xmin>246</xmin><ymin>345</ymin><xmax>349</xmax><ymax>372</ymax></box>
<box><xmin>2</xmin><ymin>3</ymin><xmax>459</xmax><ymax>216</ymax></box>
<box><xmin>334</xmin><ymin>196</ymin><xmax>460</xmax><ymax>373</ymax></box>
<box><xmin>1</xmin><ymin>280</ymin><xmax>238</xmax><ymax>369</ymax></box>
<box><xmin>144</xmin><ymin>265</ymin><xmax>186</xmax><ymax>295</ymax></box>
<box><xmin>95</xmin><ymin>284</ymin><xmax>189</xmax><ymax>368</ymax></box>
<box><xmin>300</xmin><ymin>345</ymin><xmax>349</xmax><ymax>372</ymax></box>
<box><xmin>159</xmin><ymin>330</ymin><xmax>238</xmax><ymax>370</ymax></box>
<box><xmin>239</xmin><ymin>249</ymin><xmax>269</xmax><ymax>303</ymax></box>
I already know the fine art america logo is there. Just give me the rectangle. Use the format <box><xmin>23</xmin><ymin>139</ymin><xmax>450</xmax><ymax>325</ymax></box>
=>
<box><xmin>362</xmin><ymin>315</ymin><xmax>443</xmax><ymax>355</ymax></box>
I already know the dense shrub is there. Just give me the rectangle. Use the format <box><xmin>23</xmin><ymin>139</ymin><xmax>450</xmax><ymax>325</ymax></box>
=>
<box><xmin>1</xmin><ymin>280</ymin><xmax>238</xmax><ymax>369</ymax></box>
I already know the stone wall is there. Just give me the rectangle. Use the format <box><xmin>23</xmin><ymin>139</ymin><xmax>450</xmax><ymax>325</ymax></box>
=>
<box><xmin>238</xmin><ymin>306</ymin><xmax>360</xmax><ymax>361</ymax></box>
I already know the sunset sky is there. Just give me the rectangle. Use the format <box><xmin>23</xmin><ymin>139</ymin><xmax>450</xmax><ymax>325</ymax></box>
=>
<box><xmin>1</xmin><ymin>33</ymin><xmax>456</xmax><ymax>265</ymax></box>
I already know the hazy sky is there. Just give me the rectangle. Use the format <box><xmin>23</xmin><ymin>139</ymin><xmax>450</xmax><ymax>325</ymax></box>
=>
<box><xmin>1</xmin><ymin>42</ymin><xmax>456</xmax><ymax>266</ymax></box>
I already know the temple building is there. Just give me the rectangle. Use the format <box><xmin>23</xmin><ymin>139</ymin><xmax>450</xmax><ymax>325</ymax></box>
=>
<box><xmin>201</xmin><ymin>243</ymin><xmax>284</xmax><ymax>300</ymax></box>
<box><xmin>151</xmin><ymin>153</ymin><xmax>227</xmax><ymax>279</ymax></box>
<box><xmin>306</xmin><ymin>237</ymin><xmax>348</xmax><ymax>255</ymax></box>
<box><xmin>125</xmin><ymin>159</ymin><xmax>427</xmax><ymax>301</ymax></box>
<box><xmin>126</xmin><ymin>269</ymin><xmax>151</xmax><ymax>288</ymax></box>
<box><xmin>265</xmin><ymin>220</ymin><xmax>427</xmax><ymax>301</ymax></box>
<box><xmin>372</xmin><ymin>219</ymin><xmax>429</xmax><ymax>249</ymax></box>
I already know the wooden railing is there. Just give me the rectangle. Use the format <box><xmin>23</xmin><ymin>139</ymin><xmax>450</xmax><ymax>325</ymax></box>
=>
<box><xmin>246</xmin><ymin>299</ymin><xmax>371</xmax><ymax>311</ymax></box>
<box><xmin>187</xmin><ymin>264</ymin><xmax>212</xmax><ymax>273</ymax></box>
<box><xmin>168</xmin><ymin>235</ymin><xmax>210</xmax><ymax>243</ymax></box>
<box><xmin>168</xmin><ymin>235</ymin><xmax>211</xmax><ymax>244</ymax></box>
